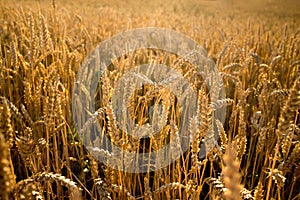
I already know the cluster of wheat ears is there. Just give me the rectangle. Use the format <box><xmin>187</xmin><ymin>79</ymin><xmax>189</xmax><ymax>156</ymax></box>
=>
<box><xmin>0</xmin><ymin>0</ymin><xmax>299</xmax><ymax>199</ymax></box>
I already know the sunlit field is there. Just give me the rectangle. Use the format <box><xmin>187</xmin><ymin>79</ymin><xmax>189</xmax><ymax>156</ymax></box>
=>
<box><xmin>0</xmin><ymin>0</ymin><xmax>299</xmax><ymax>199</ymax></box>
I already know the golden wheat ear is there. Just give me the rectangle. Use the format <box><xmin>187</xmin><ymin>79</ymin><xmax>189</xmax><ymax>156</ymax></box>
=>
<box><xmin>15</xmin><ymin>172</ymin><xmax>82</xmax><ymax>200</ymax></box>
<box><xmin>253</xmin><ymin>181</ymin><xmax>264</xmax><ymax>200</ymax></box>
<box><xmin>0</xmin><ymin>133</ymin><xmax>16</xmax><ymax>200</ymax></box>
<box><xmin>222</xmin><ymin>144</ymin><xmax>243</xmax><ymax>200</ymax></box>
<box><xmin>0</xmin><ymin>97</ymin><xmax>16</xmax><ymax>200</ymax></box>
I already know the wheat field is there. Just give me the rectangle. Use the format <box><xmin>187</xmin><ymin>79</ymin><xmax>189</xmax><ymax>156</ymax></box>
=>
<box><xmin>0</xmin><ymin>0</ymin><xmax>299</xmax><ymax>199</ymax></box>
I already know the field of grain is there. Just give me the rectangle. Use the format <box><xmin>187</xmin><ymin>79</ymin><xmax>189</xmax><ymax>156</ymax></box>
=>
<box><xmin>0</xmin><ymin>0</ymin><xmax>299</xmax><ymax>199</ymax></box>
